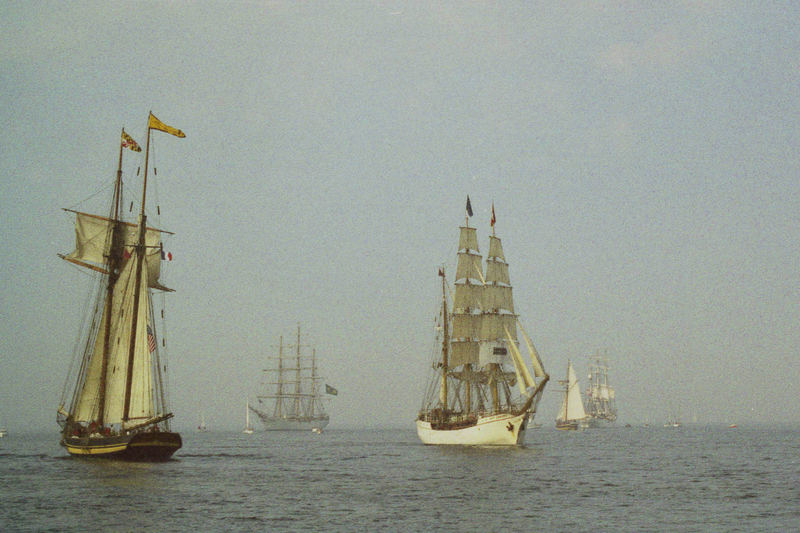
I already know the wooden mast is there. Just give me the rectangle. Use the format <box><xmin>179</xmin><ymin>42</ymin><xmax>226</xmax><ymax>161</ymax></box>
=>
<box><xmin>96</xmin><ymin>131</ymin><xmax>126</xmax><ymax>427</ymax></box>
<box><xmin>122</xmin><ymin>118</ymin><xmax>152</xmax><ymax>424</ymax></box>
<box><xmin>488</xmin><ymin>205</ymin><xmax>500</xmax><ymax>413</ymax></box>
<box><xmin>439</xmin><ymin>268</ymin><xmax>448</xmax><ymax>413</ymax></box>
<box><xmin>294</xmin><ymin>324</ymin><xmax>301</xmax><ymax>417</ymax></box>
<box><xmin>276</xmin><ymin>336</ymin><xmax>284</xmax><ymax>417</ymax></box>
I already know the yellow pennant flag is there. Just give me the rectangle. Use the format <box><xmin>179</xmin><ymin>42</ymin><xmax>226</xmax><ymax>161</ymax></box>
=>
<box><xmin>148</xmin><ymin>112</ymin><xmax>186</xmax><ymax>138</ymax></box>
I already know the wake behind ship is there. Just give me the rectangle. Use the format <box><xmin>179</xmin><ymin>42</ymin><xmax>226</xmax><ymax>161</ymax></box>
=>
<box><xmin>56</xmin><ymin>114</ymin><xmax>185</xmax><ymax>460</ymax></box>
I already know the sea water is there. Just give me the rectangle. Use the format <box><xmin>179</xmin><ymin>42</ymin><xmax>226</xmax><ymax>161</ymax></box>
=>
<box><xmin>1</xmin><ymin>426</ymin><xmax>798</xmax><ymax>532</ymax></box>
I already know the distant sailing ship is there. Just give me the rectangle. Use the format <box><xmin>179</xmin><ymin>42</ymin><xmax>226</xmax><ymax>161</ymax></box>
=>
<box><xmin>583</xmin><ymin>352</ymin><xmax>617</xmax><ymax>427</ymax></box>
<box><xmin>250</xmin><ymin>326</ymin><xmax>337</xmax><ymax>431</ymax></box>
<box><xmin>56</xmin><ymin>113</ymin><xmax>185</xmax><ymax>460</ymax></box>
<box><xmin>416</xmin><ymin>199</ymin><xmax>549</xmax><ymax>446</ymax></box>
<box><xmin>556</xmin><ymin>360</ymin><xmax>588</xmax><ymax>430</ymax></box>
<box><xmin>197</xmin><ymin>414</ymin><xmax>208</xmax><ymax>432</ymax></box>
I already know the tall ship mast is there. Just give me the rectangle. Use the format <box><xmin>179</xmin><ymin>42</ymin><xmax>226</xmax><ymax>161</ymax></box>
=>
<box><xmin>555</xmin><ymin>360</ymin><xmax>588</xmax><ymax>430</ymax></box>
<box><xmin>56</xmin><ymin>113</ymin><xmax>185</xmax><ymax>460</ymax></box>
<box><xmin>583</xmin><ymin>351</ymin><xmax>617</xmax><ymax>427</ymax></box>
<box><xmin>250</xmin><ymin>325</ymin><xmax>337</xmax><ymax>431</ymax></box>
<box><xmin>416</xmin><ymin>198</ymin><xmax>549</xmax><ymax>446</ymax></box>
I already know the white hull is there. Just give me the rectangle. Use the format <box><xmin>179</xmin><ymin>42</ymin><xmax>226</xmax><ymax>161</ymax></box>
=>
<box><xmin>585</xmin><ymin>416</ymin><xmax>615</xmax><ymax>428</ymax></box>
<box><xmin>416</xmin><ymin>412</ymin><xmax>528</xmax><ymax>446</ymax></box>
<box><xmin>259</xmin><ymin>416</ymin><xmax>329</xmax><ymax>431</ymax></box>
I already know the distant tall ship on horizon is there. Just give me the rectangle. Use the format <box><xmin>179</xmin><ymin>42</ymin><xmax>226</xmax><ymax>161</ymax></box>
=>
<box><xmin>583</xmin><ymin>352</ymin><xmax>617</xmax><ymax>427</ymax></box>
<box><xmin>250</xmin><ymin>326</ymin><xmax>337</xmax><ymax>432</ymax></box>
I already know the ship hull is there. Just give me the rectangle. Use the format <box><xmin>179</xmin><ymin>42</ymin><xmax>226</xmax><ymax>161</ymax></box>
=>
<box><xmin>61</xmin><ymin>431</ymin><xmax>182</xmax><ymax>461</ymax></box>
<box><xmin>416</xmin><ymin>412</ymin><xmax>528</xmax><ymax>446</ymax></box>
<box><xmin>555</xmin><ymin>419</ymin><xmax>581</xmax><ymax>430</ymax></box>
<box><xmin>584</xmin><ymin>416</ymin><xmax>615</xmax><ymax>428</ymax></box>
<box><xmin>258</xmin><ymin>416</ymin><xmax>329</xmax><ymax>431</ymax></box>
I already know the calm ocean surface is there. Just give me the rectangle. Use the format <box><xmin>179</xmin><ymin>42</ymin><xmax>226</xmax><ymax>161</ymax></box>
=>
<box><xmin>1</xmin><ymin>425</ymin><xmax>798</xmax><ymax>532</ymax></box>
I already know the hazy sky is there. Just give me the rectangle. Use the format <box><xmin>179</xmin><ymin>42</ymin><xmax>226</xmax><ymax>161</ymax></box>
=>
<box><xmin>2</xmin><ymin>2</ymin><xmax>798</xmax><ymax>432</ymax></box>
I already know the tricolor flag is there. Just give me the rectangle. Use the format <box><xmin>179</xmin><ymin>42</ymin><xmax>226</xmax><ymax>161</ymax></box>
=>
<box><xmin>148</xmin><ymin>112</ymin><xmax>186</xmax><ymax>138</ymax></box>
<box><xmin>161</xmin><ymin>250</ymin><xmax>173</xmax><ymax>261</ymax></box>
<box><xmin>325</xmin><ymin>384</ymin><xmax>338</xmax><ymax>396</ymax></box>
<box><xmin>491</xmin><ymin>202</ymin><xmax>496</xmax><ymax>227</ymax></box>
<box><xmin>146</xmin><ymin>325</ymin><xmax>157</xmax><ymax>353</ymax></box>
<box><xmin>121</xmin><ymin>129</ymin><xmax>142</xmax><ymax>152</ymax></box>
<box><xmin>466</xmin><ymin>195</ymin><xmax>473</xmax><ymax>217</ymax></box>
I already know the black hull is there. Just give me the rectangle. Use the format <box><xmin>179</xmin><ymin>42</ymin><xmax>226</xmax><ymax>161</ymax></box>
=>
<box><xmin>61</xmin><ymin>431</ymin><xmax>182</xmax><ymax>461</ymax></box>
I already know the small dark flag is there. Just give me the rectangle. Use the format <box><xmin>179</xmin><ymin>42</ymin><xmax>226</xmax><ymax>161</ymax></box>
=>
<box><xmin>466</xmin><ymin>196</ymin><xmax>473</xmax><ymax>217</ymax></box>
<box><xmin>325</xmin><ymin>384</ymin><xmax>338</xmax><ymax>396</ymax></box>
<box><xmin>146</xmin><ymin>325</ymin><xmax>157</xmax><ymax>353</ymax></box>
<box><xmin>491</xmin><ymin>202</ymin><xmax>496</xmax><ymax>227</ymax></box>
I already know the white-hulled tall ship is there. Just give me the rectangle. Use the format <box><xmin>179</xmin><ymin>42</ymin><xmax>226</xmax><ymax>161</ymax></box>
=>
<box><xmin>583</xmin><ymin>352</ymin><xmax>617</xmax><ymax>427</ymax></box>
<box><xmin>250</xmin><ymin>325</ymin><xmax>337</xmax><ymax>431</ymax></box>
<box><xmin>56</xmin><ymin>113</ymin><xmax>185</xmax><ymax>460</ymax></box>
<box><xmin>416</xmin><ymin>198</ymin><xmax>549</xmax><ymax>446</ymax></box>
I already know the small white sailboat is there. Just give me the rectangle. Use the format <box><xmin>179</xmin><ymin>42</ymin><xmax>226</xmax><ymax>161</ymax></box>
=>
<box><xmin>198</xmin><ymin>413</ymin><xmax>207</xmax><ymax>432</ymax></box>
<box><xmin>243</xmin><ymin>400</ymin><xmax>254</xmax><ymax>434</ymax></box>
<box><xmin>555</xmin><ymin>360</ymin><xmax>588</xmax><ymax>430</ymax></box>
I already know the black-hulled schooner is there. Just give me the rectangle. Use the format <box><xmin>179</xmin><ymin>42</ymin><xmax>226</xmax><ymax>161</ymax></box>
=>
<box><xmin>57</xmin><ymin>113</ymin><xmax>185</xmax><ymax>460</ymax></box>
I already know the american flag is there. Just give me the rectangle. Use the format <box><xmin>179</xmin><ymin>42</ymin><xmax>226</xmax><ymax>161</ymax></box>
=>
<box><xmin>146</xmin><ymin>325</ymin><xmax>157</xmax><ymax>353</ymax></box>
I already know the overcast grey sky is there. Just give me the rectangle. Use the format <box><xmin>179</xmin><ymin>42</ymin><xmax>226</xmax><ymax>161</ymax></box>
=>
<box><xmin>2</xmin><ymin>2</ymin><xmax>798</xmax><ymax>432</ymax></box>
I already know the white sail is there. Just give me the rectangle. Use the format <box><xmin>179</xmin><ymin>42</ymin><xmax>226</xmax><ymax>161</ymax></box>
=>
<box><xmin>558</xmin><ymin>361</ymin><xmax>586</xmax><ymax>425</ymax></box>
<box><xmin>458</xmin><ymin>225</ymin><xmax>479</xmax><ymax>252</ymax></box>
<box><xmin>72</xmin><ymin>251</ymin><xmax>154</xmax><ymax>424</ymax></box>
<box><xmin>453</xmin><ymin>283</ymin><xmax>483</xmax><ymax>311</ymax></box>
<box><xmin>505</xmin><ymin>325</ymin><xmax>535</xmax><ymax>393</ymax></box>
<box><xmin>66</xmin><ymin>211</ymin><xmax>168</xmax><ymax>290</ymax></box>
<box><xmin>516</xmin><ymin>320</ymin><xmax>546</xmax><ymax>378</ymax></box>
<box><xmin>565</xmin><ymin>362</ymin><xmax>587</xmax><ymax>420</ymax></box>
<box><xmin>455</xmin><ymin>251</ymin><xmax>483</xmax><ymax>283</ymax></box>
